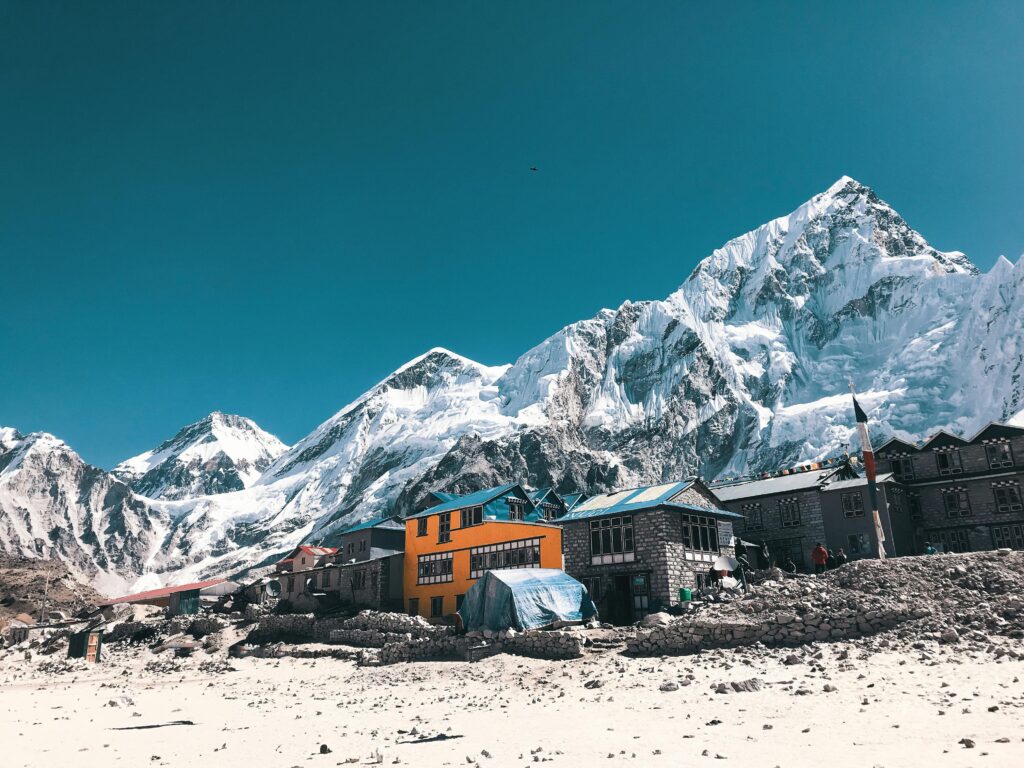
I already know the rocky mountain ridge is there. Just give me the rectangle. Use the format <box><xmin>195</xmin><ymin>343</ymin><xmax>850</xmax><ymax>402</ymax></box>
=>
<box><xmin>3</xmin><ymin>177</ymin><xmax>1022</xmax><ymax>592</ymax></box>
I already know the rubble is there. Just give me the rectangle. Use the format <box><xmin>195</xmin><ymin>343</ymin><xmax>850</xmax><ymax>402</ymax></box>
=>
<box><xmin>627</xmin><ymin>551</ymin><xmax>1024</xmax><ymax>655</ymax></box>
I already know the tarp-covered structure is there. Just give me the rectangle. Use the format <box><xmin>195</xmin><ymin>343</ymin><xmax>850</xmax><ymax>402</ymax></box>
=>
<box><xmin>458</xmin><ymin>569</ymin><xmax>598</xmax><ymax>632</ymax></box>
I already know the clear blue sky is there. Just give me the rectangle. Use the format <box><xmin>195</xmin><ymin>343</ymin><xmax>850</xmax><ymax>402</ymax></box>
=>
<box><xmin>2</xmin><ymin>1</ymin><xmax>1022</xmax><ymax>468</ymax></box>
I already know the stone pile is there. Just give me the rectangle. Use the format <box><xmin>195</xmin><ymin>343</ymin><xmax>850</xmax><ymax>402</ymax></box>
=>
<box><xmin>628</xmin><ymin>550</ymin><xmax>1024</xmax><ymax>656</ymax></box>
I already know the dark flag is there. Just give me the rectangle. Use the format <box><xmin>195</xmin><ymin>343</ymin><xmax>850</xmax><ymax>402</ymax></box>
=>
<box><xmin>850</xmin><ymin>386</ymin><xmax>887</xmax><ymax>559</ymax></box>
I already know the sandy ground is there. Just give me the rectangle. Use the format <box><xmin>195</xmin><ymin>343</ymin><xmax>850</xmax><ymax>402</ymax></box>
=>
<box><xmin>3</xmin><ymin>642</ymin><xmax>1023</xmax><ymax>768</ymax></box>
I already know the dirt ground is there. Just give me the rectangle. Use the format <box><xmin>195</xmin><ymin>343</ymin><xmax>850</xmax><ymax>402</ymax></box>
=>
<box><xmin>3</xmin><ymin>640</ymin><xmax>1022</xmax><ymax>768</ymax></box>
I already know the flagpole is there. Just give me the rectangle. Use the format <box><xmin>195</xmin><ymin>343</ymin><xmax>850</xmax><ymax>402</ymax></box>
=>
<box><xmin>849</xmin><ymin>382</ymin><xmax>887</xmax><ymax>560</ymax></box>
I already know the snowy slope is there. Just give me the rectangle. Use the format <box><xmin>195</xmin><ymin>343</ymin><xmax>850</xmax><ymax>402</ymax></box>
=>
<box><xmin>5</xmin><ymin>176</ymin><xmax>1023</xmax><ymax>591</ymax></box>
<box><xmin>0</xmin><ymin>429</ymin><xmax>168</xmax><ymax>594</ymax></box>
<box><xmin>114</xmin><ymin>412</ymin><xmax>287</xmax><ymax>500</ymax></box>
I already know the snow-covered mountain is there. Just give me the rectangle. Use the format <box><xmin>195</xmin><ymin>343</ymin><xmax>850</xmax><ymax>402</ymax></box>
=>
<box><xmin>0</xmin><ymin>428</ymin><xmax>168</xmax><ymax>594</ymax></box>
<box><xmin>114</xmin><ymin>412</ymin><xmax>287</xmax><ymax>500</ymax></box>
<box><xmin>3</xmin><ymin>177</ymin><xmax>1023</xmax><ymax>592</ymax></box>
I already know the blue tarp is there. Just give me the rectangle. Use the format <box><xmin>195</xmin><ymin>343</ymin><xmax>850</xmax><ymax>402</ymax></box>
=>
<box><xmin>457</xmin><ymin>569</ymin><xmax>598</xmax><ymax>632</ymax></box>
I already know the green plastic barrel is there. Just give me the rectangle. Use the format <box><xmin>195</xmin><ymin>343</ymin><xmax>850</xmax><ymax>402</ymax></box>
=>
<box><xmin>679</xmin><ymin>587</ymin><xmax>693</xmax><ymax>602</ymax></box>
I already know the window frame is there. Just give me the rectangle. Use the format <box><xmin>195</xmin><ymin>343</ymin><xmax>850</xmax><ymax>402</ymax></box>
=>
<box><xmin>778</xmin><ymin>497</ymin><xmax>802</xmax><ymax>528</ymax></box>
<box><xmin>935</xmin><ymin>449</ymin><xmax>963</xmax><ymax>475</ymax></box>
<box><xmin>841</xmin><ymin>491</ymin><xmax>865</xmax><ymax>518</ymax></box>
<box><xmin>416</xmin><ymin>517</ymin><xmax>428</xmax><ymax>537</ymax></box>
<box><xmin>993</xmin><ymin>483</ymin><xmax>1023</xmax><ymax>514</ymax></box>
<box><xmin>588</xmin><ymin>516</ymin><xmax>635</xmax><ymax>565</ymax></box>
<box><xmin>986</xmin><ymin>442</ymin><xmax>1015</xmax><ymax>469</ymax></box>
<box><xmin>430</xmin><ymin>596</ymin><xmax>444</xmax><ymax>618</ymax></box>
<box><xmin>741</xmin><ymin>502</ymin><xmax>764</xmax><ymax>531</ymax></box>
<box><xmin>681</xmin><ymin>514</ymin><xmax>720</xmax><ymax>553</ymax></box>
<box><xmin>416</xmin><ymin>551</ymin><xmax>454</xmax><ymax>585</ymax></box>
<box><xmin>437</xmin><ymin>511</ymin><xmax>452</xmax><ymax>543</ymax></box>
<box><xmin>890</xmin><ymin>456</ymin><xmax>915</xmax><ymax>481</ymax></box>
<box><xmin>460</xmin><ymin>505</ymin><xmax>483</xmax><ymax>528</ymax></box>
<box><xmin>942</xmin><ymin>488</ymin><xmax>972</xmax><ymax>518</ymax></box>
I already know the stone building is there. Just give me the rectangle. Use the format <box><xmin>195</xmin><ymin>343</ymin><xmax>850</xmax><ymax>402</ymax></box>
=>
<box><xmin>336</xmin><ymin>516</ymin><xmax>405</xmax><ymax>563</ymax></box>
<box><xmin>876</xmin><ymin>421</ymin><xmax>1024</xmax><ymax>552</ymax></box>
<box><xmin>554</xmin><ymin>480</ymin><xmax>739</xmax><ymax>624</ymax></box>
<box><xmin>712</xmin><ymin>461</ymin><xmax>914</xmax><ymax>566</ymax></box>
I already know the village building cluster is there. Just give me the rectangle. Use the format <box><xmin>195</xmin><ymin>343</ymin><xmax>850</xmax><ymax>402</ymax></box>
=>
<box><xmin>251</xmin><ymin>420</ymin><xmax>1024</xmax><ymax>625</ymax></box>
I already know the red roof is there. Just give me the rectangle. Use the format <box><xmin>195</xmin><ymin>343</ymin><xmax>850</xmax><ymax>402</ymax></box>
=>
<box><xmin>276</xmin><ymin>545</ymin><xmax>337</xmax><ymax>564</ymax></box>
<box><xmin>99</xmin><ymin>578</ymin><xmax>227</xmax><ymax>606</ymax></box>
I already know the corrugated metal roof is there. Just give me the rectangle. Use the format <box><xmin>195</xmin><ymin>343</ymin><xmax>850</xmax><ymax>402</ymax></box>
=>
<box><xmin>558</xmin><ymin>480</ymin><xmax>735</xmax><ymax>521</ymax></box>
<box><xmin>821</xmin><ymin>472</ymin><xmax>894</xmax><ymax>492</ymax></box>
<box><xmin>99</xmin><ymin>578</ymin><xmax>227</xmax><ymax>606</ymax></box>
<box><xmin>407</xmin><ymin>484</ymin><xmax>520</xmax><ymax>519</ymax></box>
<box><xmin>560</xmin><ymin>492</ymin><xmax>585</xmax><ymax>510</ymax></box>
<box><xmin>340</xmin><ymin>516</ymin><xmax>405</xmax><ymax>535</ymax></box>
<box><xmin>711</xmin><ymin>467</ymin><xmax>842</xmax><ymax>501</ymax></box>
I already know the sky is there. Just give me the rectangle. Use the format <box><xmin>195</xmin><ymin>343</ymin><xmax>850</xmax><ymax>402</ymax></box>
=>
<box><xmin>2</xmin><ymin>1</ymin><xmax>1022</xmax><ymax>469</ymax></box>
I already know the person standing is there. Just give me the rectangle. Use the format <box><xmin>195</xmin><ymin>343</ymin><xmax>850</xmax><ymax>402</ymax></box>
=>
<box><xmin>811</xmin><ymin>543</ymin><xmax>829</xmax><ymax>574</ymax></box>
<box><xmin>924</xmin><ymin>541</ymin><xmax>937</xmax><ymax>555</ymax></box>
<box><xmin>834</xmin><ymin>548</ymin><xmax>849</xmax><ymax>567</ymax></box>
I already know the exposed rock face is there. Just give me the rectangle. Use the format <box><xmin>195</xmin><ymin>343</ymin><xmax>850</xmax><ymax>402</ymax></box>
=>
<box><xmin>113</xmin><ymin>412</ymin><xmax>287</xmax><ymax>501</ymax></box>
<box><xmin>0</xmin><ymin>431</ymin><xmax>167</xmax><ymax>593</ymax></box>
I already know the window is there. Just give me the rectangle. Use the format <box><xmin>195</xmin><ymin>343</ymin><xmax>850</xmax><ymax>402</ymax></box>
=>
<box><xmin>371</xmin><ymin>572</ymin><xmax>378</xmax><ymax>591</ymax></box>
<box><xmin>935</xmin><ymin>450</ymin><xmax>963</xmax><ymax>475</ymax></box>
<box><xmin>455</xmin><ymin>594</ymin><xmax>465</xmax><ymax>611</ymax></box>
<box><xmin>584</xmin><ymin>577</ymin><xmax>604</xmax><ymax>604</ymax></box>
<box><xmin>847</xmin><ymin>533</ymin><xmax>869</xmax><ymax>556</ymax></box>
<box><xmin>287</xmin><ymin>575</ymin><xmax>296</xmax><ymax>593</ymax></box>
<box><xmin>908</xmin><ymin>493</ymin><xmax>923</xmax><ymax>523</ymax></box>
<box><xmin>841</xmin><ymin>492</ymin><xmax>865</xmax><ymax>518</ymax></box>
<box><xmin>630</xmin><ymin>574</ymin><xmax>650</xmax><ymax>619</ymax></box>
<box><xmin>430</xmin><ymin>596</ymin><xmax>444</xmax><ymax>618</ymax></box>
<box><xmin>741</xmin><ymin>503</ymin><xmax>764</xmax><ymax>531</ymax></box>
<box><xmin>417</xmin><ymin>551</ymin><xmax>454</xmax><ymax>584</ymax></box>
<box><xmin>890</xmin><ymin>456</ymin><xmax>915</xmax><ymax>481</ymax></box>
<box><xmin>589</xmin><ymin>516</ymin><xmax>635</xmax><ymax>565</ymax></box>
<box><xmin>469</xmin><ymin>537</ymin><xmax>542</xmax><ymax>578</ymax></box>
<box><xmin>991</xmin><ymin>523</ymin><xmax>1024</xmax><ymax>550</ymax></box>
<box><xmin>942</xmin><ymin>489</ymin><xmax>971</xmax><ymax>518</ymax></box>
<box><xmin>934</xmin><ymin>528</ymin><xmax>971</xmax><ymax>553</ymax></box>
<box><xmin>408</xmin><ymin>598</ymin><xmax>419</xmax><ymax>616</ymax></box>
<box><xmin>986</xmin><ymin>442</ymin><xmax>1015</xmax><ymax>469</ymax></box>
<box><xmin>993</xmin><ymin>483</ymin><xmax>1023</xmax><ymax>514</ymax></box>
<box><xmin>321</xmin><ymin>570</ymin><xmax>331</xmax><ymax>589</ymax></box>
<box><xmin>764</xmin><ymin>537</ymin><xmax>806</xmax><ymax>569</ymax></box>
<box><xmin>681</xmin><ymin>514</ymin><xmax>720</xmax><ymax>553</ymax></box>
<box><xmin>347</xmin><ymin>543</ymin><xmax>354</xmax><ymax>554</ymax></box>
<box><xmin>507</xmin><ymin>500</ymin><xmax>526</xmax><ymax>521</ymax></box>
<box><xmin>359</xmin><ymin>539</ymin><xmax>367</xmax><ymax>552</ymax></box>
<box><xmin>460</xmin><ymin>505</ymin><xmax>483</xmax><ymax>528</ymax></box>
<box><xmin>437</xmin><ymin>512</ymin><xmax>451</xmax><ymax>543</ymax></box>
<box><xmin>416</xmin><ymin>517</ymin><xmax>428</xmax><ymax>537</ymax></box>
<box><xmin>352</xmin><ymin>570</ymin><xmax>367</xmax><ymax>589</ymax></box>
<box><xmin>778</xmin><ymin>497</ymin><xmax>802</xmax><ymax>527</ymax></box>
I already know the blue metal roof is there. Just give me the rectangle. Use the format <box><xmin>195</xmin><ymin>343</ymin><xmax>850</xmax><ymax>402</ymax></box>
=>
<box><xmin>557</xmin><ymin>480</ymin><xmax>738</xmax><ymax>522</ymax></box>
<box><xmin>560</xmin><ymin>492</ymin><xmax>585</xmax><ymax>510</ymax></box>
<box><xmin>528</xmin><ymin>487</ymin><xmax>553</xmax><ymax>504</ymax></box>
<box><xmin>408</xmin><ymin>484</ymin><xmax>521</xmax><ymax>519</ymax></box>
<box><xmin>339</xmin><ymin>516</ymin><xmax>405</xmax><ymax>535</ymax></box>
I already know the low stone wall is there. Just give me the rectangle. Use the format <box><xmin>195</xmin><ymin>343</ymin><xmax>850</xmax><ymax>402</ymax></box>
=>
<box><xmin>327</xmin><ymin>628</ymin><xmax>412</xmax><ymax>647</ymax></box>
<box><xmin>626</xmin><ymin>604</ymin><xmax>930</xmax><ymax>655</ymax></box>
<box><xmin>379</xmin><ymin>635</ymin><xmax>473</xmax><ymax>664</ymax></box>
<box><xmin>254</xmin><ymin>610</ymin><xmax>451</xmax><ymax>647</ymax></box>
<box><xmin>503</xmin><ymin>630</ymin><xmax>583</xmax><ymax>660</ymax></box>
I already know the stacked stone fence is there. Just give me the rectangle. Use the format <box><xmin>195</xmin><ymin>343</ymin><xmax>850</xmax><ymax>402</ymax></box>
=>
<box><xmin>627</xmin><ymin>603</ymin><xmax>930</xmax><ymax>655</ymax></box>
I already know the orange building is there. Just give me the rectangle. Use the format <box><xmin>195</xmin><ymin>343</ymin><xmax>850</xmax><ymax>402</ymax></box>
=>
<box><xmin>403</xmin><ymin>484</ymin><xmax>563</xmax><ymax>621</ymax></box>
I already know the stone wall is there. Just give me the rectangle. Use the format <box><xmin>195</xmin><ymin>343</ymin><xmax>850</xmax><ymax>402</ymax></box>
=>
<box><xmin>626</xmin><ymin>603</ymin><xmax>929</xmax><ymax>655</ymax></box>
<box><xmin>723</xmin><ymin>488</ymin><xmax>827</xmax><ymax>570</ymax></box>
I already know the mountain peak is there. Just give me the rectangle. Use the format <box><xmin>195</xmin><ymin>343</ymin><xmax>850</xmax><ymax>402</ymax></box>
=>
<box><xmin>113</xmin><ymin>413</ymin><xmax>287</xmax><ymax>500</ymax></box>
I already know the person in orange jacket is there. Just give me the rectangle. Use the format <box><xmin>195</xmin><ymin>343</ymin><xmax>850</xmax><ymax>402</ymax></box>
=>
<box><xmin>811</xmin><ymin>542</ymin><xmax>829</xmax><ymax>574</ymax></box>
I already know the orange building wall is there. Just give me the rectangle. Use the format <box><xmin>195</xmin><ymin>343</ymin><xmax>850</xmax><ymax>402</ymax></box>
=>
<box><xmin>403</xmin><ymin>515</ymin><xmax>563</xmax><ymax>620</ymax></box>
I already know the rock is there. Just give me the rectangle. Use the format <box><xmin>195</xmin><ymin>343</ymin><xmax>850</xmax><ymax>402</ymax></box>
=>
<box><xmin>584</xmin><ymin>679</ymin><xmax>604</xmax><ymax>689</ymax></box>
<box><xmin>660</xmin><ymin>681</ymin><xmax>680</xmax><ymax>692</ymax></box>
<box><xmin>730</xmin><ymin>678</ymin><xmax>763</xmax><ymax>693</ymax></box>
<box><xmin>940</xmin><ymin>629</ymin><xmax>960</xmax><ymax>644</ymax></box>
<box><xmin>959</xmin><ymin>738</ymin><xmax>975</xmax><ymax>749</ymax></box>
<box><xmin>319</xmin><ymin>744</ymin><xmax>332</xmax><ymax>754</ymax></box>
